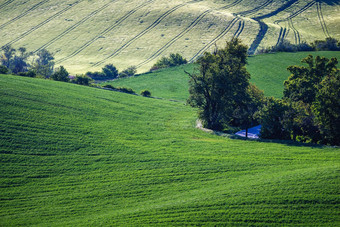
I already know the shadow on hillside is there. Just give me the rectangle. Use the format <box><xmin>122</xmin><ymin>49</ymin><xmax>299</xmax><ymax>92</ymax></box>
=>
<box><xmin>229</xmin><ymin>134</ymin><xmax>331</xmax><ymax>149</ymax></box>
<box><xmin>317</xmin><ymin>0</ymin><xmax>340</xmax><ymax>5</ymax></box>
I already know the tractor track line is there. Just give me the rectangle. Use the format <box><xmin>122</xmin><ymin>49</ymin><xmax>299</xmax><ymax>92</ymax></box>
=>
<box><xmin>0</xmin><ymin>0</ymin><xmax>14</xmax><ymax>10</ymax></box>
<box><xmin>2</xmin><ymin>2</ymin><xmax>79</xmax><ymax>48</ymax></box>
<box><xmin>189</xmin><ymin>17</ymin><xmax>240</xmax><ymax>63</ymax></box>
<box><xmin>274</xmin><ymin>1</ymin><xmax>315</xmax><ymax>24</ymax></box>
<box><xmin>238</xmin><ymin>0</ymin><xmax>273</xmax><ymax>17</ymax></box>
<box><xmin>93</xmin><ymin>1</ymin><xmax>192</xmax><ymax>67</ymax></box>
<box><xmin>55</xmin><ymin>0</ymin><xmax>154</xmax><ymax>64</ymax></box>
<box><xmin>233</xmin><ymin>19</ymin><xmax>244</xmax><ymax>38</ymax></box>
<box><xmin>136</xmin><ymin>0</ymin><xmax>243</xmax><ymax>68</ymax></box>
<box><xmin>35</xmin><ymin>1</ymin><xmax>114</xmax><ymax>53</ymax></box>
<box><xmin>317</xmin><ymin>2</ymin><xmax>330</xmax><ymax>38</ymax></box>
<box><xmin>190</xmin><ymin>0</ymin><xmax>273</xmax><ymax>61</ymax></box>
<box><xmin>0</xmin><ymin>0</ymin><xmax>49</xmax><ymax>30</ymax></box>
<box><xmin>254</xmin><ymin>0</ymin><xmax>298</xmax><ymax>20</ymax></box>
<box><xmin>289</xmin><ymin>19</ymin><xmax>300</xmax><ymax>44</ymax></box>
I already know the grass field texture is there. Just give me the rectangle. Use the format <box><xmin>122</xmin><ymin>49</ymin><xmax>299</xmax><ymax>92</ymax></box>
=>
<box><xmin>0</xmin><ymin>0</ymin><xmax>339</xmax><ymax>73</ymax></box>
<box><xmin>102</xmin><ymin>51</ymin><xmax>340</xmax><ymax>100</ymax></box>
<box><xmin>0</xmin><ymin>75</ymin><xmax>339</xmax><ymax>225</ymax></box>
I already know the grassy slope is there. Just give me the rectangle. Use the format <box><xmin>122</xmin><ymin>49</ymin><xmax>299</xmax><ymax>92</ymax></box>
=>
<box><xmin>0</xmin><ymin>0</ymin><xmax>339</xmax><ymax>73</ymax></box>
<box><xmin>0</xmin><ymin>75</ymin><xmax>339</xmax><ymax>225</ymax></box>
<box><xmin>103</xmin><ymin>51</ymin><xmax>340</xmax><ymax>100</ymax></box>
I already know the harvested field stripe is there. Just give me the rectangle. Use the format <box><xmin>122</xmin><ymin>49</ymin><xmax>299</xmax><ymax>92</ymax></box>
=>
<box><xmin>93</xmin><ymin>1</ymin><xmax>193</xmax><ymax>67</ymax></box>
<box><xmin>189</xmin><ymin>17</ymin><xmax>240</xmax><ymax>63</ymax></box>
<box><xmin>317</xmin><ymin>2</ymin><xmax>330</xmax><ymax>38</ymax></box>
<box><xmin>275</xmin><ymin>1</ymin><xmax>316</xmax><ymax>24</ymax></box>
<box><xmin>2</xmin><ymin>2</ymin><xmax>79</xmax><ymax>48</ymax></box>
<box><xmin>0</xmin><ymin>0</ymin><xmax>49</xmax><ymax>30</ymax></box>
<box><xmin>0</xmin><ymin>0</ymin><xmax>14</xmax><ymax>10</ymax></box>
<box><xmin>55</xmin><ymin>0</ymin><xmax>154</xmax><ymax>64</ymax></box>
<box><xmin>136</xmin><ymin>0</ymin><xmax>243</xmax><ymax>68</ymax></box>
<box><xmin>34</xmin><ymin>1</ymin><xmax>114</xmax><ymax>53</ymax></box>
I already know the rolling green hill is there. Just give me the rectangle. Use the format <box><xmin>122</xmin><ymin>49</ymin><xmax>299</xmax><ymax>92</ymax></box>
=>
<box><xmin>0</xmin><ymin>74</ymin><xmax>339</xmax><ymax>225</ymax></box>
<box><xmin>0</xmin><ymin>0</ymin><xmax>339</xmax><ymax>74</ymax></box>
<box><xmin>102</xmin><ymin>51</ymin><xmax>340</xmax><ymax>100</ymax></box>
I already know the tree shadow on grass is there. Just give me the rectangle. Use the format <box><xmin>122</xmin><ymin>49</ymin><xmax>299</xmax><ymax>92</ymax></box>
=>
<box><xmin>228</xmin><ymin>134</ymin><xmax>333</xmax><ymax>149</ymax></box>
<box><xmin>317</xmin><ymin>0</ymin><xmax>340</xmax><ymax>5</ymax></box>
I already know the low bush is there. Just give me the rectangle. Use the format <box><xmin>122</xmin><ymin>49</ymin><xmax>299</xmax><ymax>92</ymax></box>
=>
<box><xmin>117</xmin><ymin>87</ymin><xmax>135</xmax><ymax>94</ymax></box>
<box><xmin>119</xmin><ymin>66</ymin><xmax>136</xmax><ymax>78</ymax></box>
<box><xmin>18</xmin><ymin>70</ymin><xmax>36</xmax><ymax>77</ymax></box>
<box><xmin>72</xmin><ymin>75</ymin><xmax>93</xmax><ymax>86</ymax></box>
<box><xmin>140</xmin><ymin>89</ymin><xmax>151</xmax><ymax>97</ymax></box>
<box><xmin>150</xmin><ymin>53</ymin><xmax>187</xmax><ymax>71</ymax></box>
<box><xmin>103</xmin><ymin>84</ymin><xmax>115</xmax><ymax>89</ymax></box>
<box><xmin>0</xmin><ymin>65</ymin><xmax>9</xmax><ymax>74</ymax></box>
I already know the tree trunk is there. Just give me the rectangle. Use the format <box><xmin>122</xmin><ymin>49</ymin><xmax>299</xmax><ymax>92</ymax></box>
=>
<box><xmin>246</xmin><ymin>127</ymin><xmax>248</xmax><ymax>139</ymax></box>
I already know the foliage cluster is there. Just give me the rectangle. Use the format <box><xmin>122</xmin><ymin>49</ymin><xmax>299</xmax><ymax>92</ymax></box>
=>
<box><xmin>86</xmin><ymin>65</ymin><xmax>136</xmax><ymax>80</ymax></box>
<box><xmin>187</xmin><ymin>38</ymin><xmax>264</xmax><ymax>134</ymax></box>
<box><xmin>150</xmin><ymin>53</ymin><xmax>187</xmax><ymax>71</ymax></box>
<box><xmin>257</xmin><ymin>37</ymin><xmax>340</xmax><ymax>54</ymax></box>
<box><xmin>257</xmin><ymin>55</ymin><xmax>339</xmax><ymax>145</ymax></box>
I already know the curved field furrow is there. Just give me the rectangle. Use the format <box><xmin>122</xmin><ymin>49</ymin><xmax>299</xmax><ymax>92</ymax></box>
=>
<box><xmin>34</xmin><ymin>1</ymin><xmax>114</xmax><ymax>53</ymax></box>
<box><xmin>254</xmin><ymin>0</ymin><xmax>298</xmax><ymax>20</ymax></box>
<box><xmin>2</xmin><ymin>2</ymin><xmax>79</xmax><ymax>48</ymax></box>
<box><xmin>275</xmin><ymin>1</ymin><xmax>316</xmax><ymax>24</ymax></box>
<box><xmin>188</xmin><ymin>17</ymin><xmax>240</xmax><ymax>63</ymax></box>
<box><xmin>220</xmin><ymin>0</ymin><xmax>243</xmax><ymax>9</ymax></box>
<box><xmin>55</xmin><ymin>0</ymin><xmax>154</xmax><ymax>64</ymax></box>
<box><xmin>289</xmin><ymin>18</ymin><xmax>300</xmax><ymax>44</ymax></box>
<box><xmin>0</xmin><ymin>0</ymin><xmax>49</xmax><ymax>30</ymax></box>
<box><xmin>136</xmin><ymin>0</ymin><xmax>243</xmax><ymax>68</ymax></box>
<box><xmin>317</xmin><ymin>2</ymin><xmax>330</xmax><ymax>38</ymax></box>
<box><xmin>0</xmin><ymin>0</ymin><xmax>14</xmax><ymax>10</ymax></box>
<box><xmin>93</xmin><ymin>1</ymin><xmax>192</xmax><ymax>67</ymax></box>
<box><xmin>136</xmin><ymin>9</ymin><xmax>211</xmax><ymax>68</ymax></box>
<box><xmin>238</xmin><ymin>0</ymin><xmax>273</xmax><ymax>17</ymax></box>
<box><xmin>233</xmin><ymin>19</ymin><xmax>245</xmax><ymax>38</ymax></box>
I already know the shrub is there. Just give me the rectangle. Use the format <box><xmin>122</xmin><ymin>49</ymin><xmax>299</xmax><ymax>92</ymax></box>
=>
<box><xmin>102</xmin><ymin>64</ymin><xmax>119</xmax><ymax>79</ymax></box>
<box><xmin>119</xmin><ymin>66</ymin><xmax>136</xmax><ymax>78</ymax></box>
<box><xmin>150</xmin><ymin>53</ymin><xmax>187</xmax><ymax>71</ymax></box>
<box><xmin>51</xmin><ymin>66</ymin><xmax>69</xmax><ymax>82</ymax></box>
<box><xmin>103</xmin><ymin>84</ymin><xmax>115</xmax><ymax>89</ymax></box>
<box><xmin>72</xmin><ymin>75</ymin><xmax>93</xmax><ymax>86</ymax></box>
<box><xmin>0</xmin><ymin>65</ymin><xmax>8</xmax><ymax>74</ymax></box>
<box><xmin>18</xmin><ymin>70</ymin><xmax>36</xmax><ymax>77</ymax></box>
<box><xmin>117</xmin><ymin>87</ymin><xmax>135</xmax><ymax>94</ymax></box>
<box><xmin>140</xmin><ymin>90</ymin><xmax>151</xmax><ymax>97</ymax></box>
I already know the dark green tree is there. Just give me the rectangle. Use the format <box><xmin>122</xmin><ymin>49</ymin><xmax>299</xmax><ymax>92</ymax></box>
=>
<box><xmin>187</xmin><ymin>38</ymin><xmax>250</xmax><ymax>130</ymax></box>
<box><xmin>102</xmin><ymin>64</ymin><xmax>118</xmax><ymax>79</ymax></box>
<box><xmin>33</xmin><ymin>49</ymin><xmax>55</xmax><ymax>78</ymax></box>
<box><xmin>12</xmin><ymin>47</ymin><xmax>32</xmax><ymax>74</ymax></box>
<box><xmin>0</xmin><ymin>45</ymin><xmax>16</xmax><ymax>69</ymax></box>
<box><xmin>257</xmin><ymin>97</ymin><xmax>290</xmax><ymax>140</ymax></box>
<box><xmin>51</xmin><ymin>66</ymin><xmax>69</xmax><ymax>82</ymax></box>
<box><xmin>119</xmin><ymin>66</ymin><xmax>136</xmax><ymax>78</ymax></box>
<box><xmin>313</xmin><ymin>71</ymin><xmax>340</xmax><ymax>145</ymax></box>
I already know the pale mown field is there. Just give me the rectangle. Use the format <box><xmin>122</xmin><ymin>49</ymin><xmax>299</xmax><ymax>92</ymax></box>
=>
<box><xmin>0</xmin><ymin>0</ymin><xmax>339</xmax><ymax>73</ymax></box>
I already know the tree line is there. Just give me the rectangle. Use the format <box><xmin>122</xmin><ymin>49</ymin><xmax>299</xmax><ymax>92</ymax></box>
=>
<box><xmin>187</xmin><ymin>38</ymin><xmax>339</xmax><ymax>145</ymax></box>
